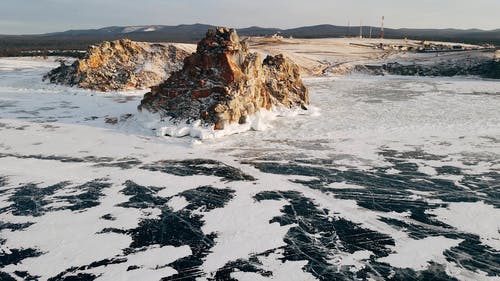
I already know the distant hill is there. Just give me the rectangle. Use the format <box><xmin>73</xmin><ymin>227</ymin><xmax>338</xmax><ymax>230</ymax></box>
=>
<box><xmin>1</xmin><ymin>23</ymin><xmax>499</xmax><ymax>57</ymax></box>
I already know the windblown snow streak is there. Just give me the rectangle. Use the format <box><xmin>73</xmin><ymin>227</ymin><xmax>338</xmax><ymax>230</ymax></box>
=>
<box><xmin>0</xmin><ymin>58</ymin><xmax>499</xmax><ymax>280</ymax></box>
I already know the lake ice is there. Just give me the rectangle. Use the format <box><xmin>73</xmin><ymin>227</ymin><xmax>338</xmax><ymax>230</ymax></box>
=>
<box><xmin>0</xmin><ymin>57</ymin><xmax>499</xmax><ymax>280</ymax></box>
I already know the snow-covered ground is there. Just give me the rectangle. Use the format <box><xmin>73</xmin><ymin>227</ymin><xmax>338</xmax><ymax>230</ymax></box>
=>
<box><xmin>248</xmin><ymin>37</ymin><xmax>493</xmax><ymax>77</ymax></box>
<box><xmin>0</xmin><ymin>57</ymin><xmax>499</xmax><ymax>281</ymax></box>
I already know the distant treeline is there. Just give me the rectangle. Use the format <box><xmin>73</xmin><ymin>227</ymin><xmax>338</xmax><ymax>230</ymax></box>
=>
<box><xmin>0</xmin><ymin>48</ymin><xmax>86</xmax><ymax>58</ymax></box>
<box><xmin>1</xmin><ymin>24</ymin><xmax>499</xmax><ymax>57</ymax></box>
<box><xmin>0</xmin><ymin>37</ymin><xmax>120</xmax><ymax>57</ymax></box>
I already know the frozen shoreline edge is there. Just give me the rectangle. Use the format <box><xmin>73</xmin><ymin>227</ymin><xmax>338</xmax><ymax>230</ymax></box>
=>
<box><xmin>134</xmin><ymin>105</ymin><xmax>321</xmax><ymax>140</ymax></box>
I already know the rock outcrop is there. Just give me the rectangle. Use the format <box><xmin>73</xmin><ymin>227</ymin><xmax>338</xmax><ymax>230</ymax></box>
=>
<box><xmin>44</xmin><ymin>39</ymin><xmax>193</xmax><ymax>91</ymax></box>
<box><xmin>139</xmin><ymin>27</ymin><xmax>309</xmax><ymax>130</ymax></box>
<box><xmin>354</xmin><ymin>50</ymin><xmax>500</xmax><ymax>79</ymax></box>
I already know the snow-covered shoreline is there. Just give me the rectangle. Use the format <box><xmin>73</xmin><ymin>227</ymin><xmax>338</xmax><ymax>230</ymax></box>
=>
<box><xmin>134</xmin><ymin>105</ymin><xmax>321</xmax><ymax>140</ymax></box>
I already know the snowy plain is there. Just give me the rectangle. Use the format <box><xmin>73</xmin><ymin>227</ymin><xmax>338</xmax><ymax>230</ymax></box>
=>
<box><xmin>0</xmin><ymin>57</ymin><xmax>499</xmax><ymax>281</ymax></box>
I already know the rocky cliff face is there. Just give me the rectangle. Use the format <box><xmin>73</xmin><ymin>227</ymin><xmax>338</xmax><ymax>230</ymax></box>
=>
<box><xmin>44</xmin><ymin>39</ymin><xmax>193</xmax><ymax>91</ymax></box>
<box><xmin>139</xmin><ymin>27</ymin><xmax>309</xmax><ymax>130</ymax></box>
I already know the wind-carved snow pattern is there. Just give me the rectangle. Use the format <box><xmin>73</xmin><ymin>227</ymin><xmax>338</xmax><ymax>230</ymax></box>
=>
<box><xmin>0</xmin><ymin>57</ymin><xmax>499</xmax><ymax>280</ymax></box>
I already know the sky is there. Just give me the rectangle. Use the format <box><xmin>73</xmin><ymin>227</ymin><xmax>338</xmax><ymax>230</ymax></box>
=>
<box><xmin>1</xmin><ymin>0</ymin><xmax>499</xmax><ymax>34</ymax></box>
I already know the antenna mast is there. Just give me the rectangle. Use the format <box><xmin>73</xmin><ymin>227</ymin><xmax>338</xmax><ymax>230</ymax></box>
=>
<box><xmin>348</xmin><ymin>19</ymin><xmax>351</xmax><ymax>37</ymax></box>
<box><xmin>380</xmin><ymin>16</ymin><xmax>385</xmax><ymax>39</ymax></box>
<box><xmin>359</xmin><ymin>20</ymin><xmax>363</xmax><ymax>38</ymax></box>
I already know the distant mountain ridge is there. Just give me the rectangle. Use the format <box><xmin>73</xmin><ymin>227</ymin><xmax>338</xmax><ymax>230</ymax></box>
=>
<box><xmin>1</xmin><ymin>23</ymin><xmax>499</xmax><ymax>57</ymax></box>
<box><xmin>2</xmin><ymin>23</ymin><xmax>499</xmax><ymax>40</ymax></box>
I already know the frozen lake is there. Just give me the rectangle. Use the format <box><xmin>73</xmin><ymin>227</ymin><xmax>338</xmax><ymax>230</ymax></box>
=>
<box><xmin>0</xmin><ymin>57</ymin><xmax>499</xmax><ymax>281</ymax></box>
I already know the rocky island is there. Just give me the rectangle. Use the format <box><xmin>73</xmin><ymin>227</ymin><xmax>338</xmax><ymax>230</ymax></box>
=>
<box><xmin>139</xmin><ymin>27</ymin><xmax>309</xmax><ymax>131</ymax></box>
<box><xmin>44</xmin><ymin>39</ymin><xmax>194</xmax><ymax>91</ymax></box>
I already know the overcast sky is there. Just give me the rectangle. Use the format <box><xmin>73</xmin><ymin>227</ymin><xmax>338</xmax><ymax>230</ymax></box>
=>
<box><xmin>1</xmin><ymin>0</ymin><xmax>499</xmax><ymax>34</ymax></box>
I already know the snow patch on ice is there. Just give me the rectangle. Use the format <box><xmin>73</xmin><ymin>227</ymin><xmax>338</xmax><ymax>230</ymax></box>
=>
<box><xmin>334</xmin><ymin>250</ymin><xmax>373</xmax><ymax>271</ymax></box>
<box><xmin>230</xmin><ymin>251</ymin><xmax>317</xmax><ymax>281</ymax></box>
<box><xmin>385</xmin><ymin>168</ymin><xmax>401</xmax><ymax>175</ymax></box>
<box><xmin>167</xmin><ymin>196</ymin><xmax>189</xmax><ymax>212</ymax></box>
<box><xmin>429</xmin><ymin>202</ymin><xmax>500</xmax><ymax>249</ymax></box>
<box><xmin>201</xmin><ymin>192</ymin><xmax>292</xmax><ymax>274</ymax></box>
<box><xmin>417</xmin><ymin>165</ymin><xmax>438</xmax><ymax>176</ymax></box>
<box><xmin>377</xmin><ymin>236</ymin><xmax>462</xmax><ymax>270</ymax></box>
<box><xmin>2</xmin><ymin>206</ymin><xmax>140</xmax><ymax>279</ymax></box>
<box><xmin>90</xmin><ymin>245</ymin><xmax>191</xmax><ymax>281</ymax></box>
<box><xmin>328</xmin><ymin>181</ymin><xmax>365</xmax><ymax>189</ymax></box>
